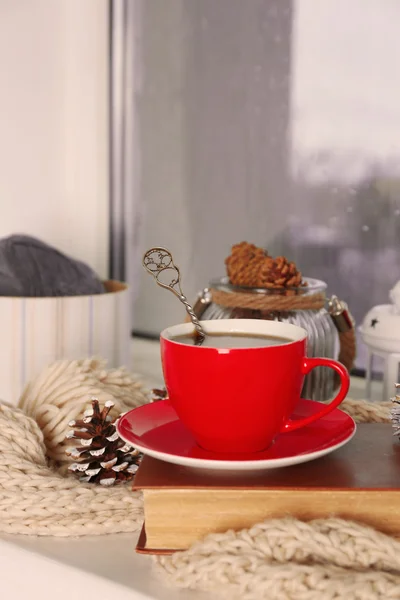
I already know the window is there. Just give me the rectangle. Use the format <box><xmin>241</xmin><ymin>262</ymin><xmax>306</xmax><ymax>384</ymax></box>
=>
<box><xmin>112</xmin><ymin>0</ymin><xmax>400</xmax><ymax>372</ymax></box>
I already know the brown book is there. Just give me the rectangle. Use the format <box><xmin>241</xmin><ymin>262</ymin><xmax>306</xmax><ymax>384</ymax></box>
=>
<box><xmin>133</xmin><ymin>424</ymin><xmax>400</xmax><ymax>553</ymax></box>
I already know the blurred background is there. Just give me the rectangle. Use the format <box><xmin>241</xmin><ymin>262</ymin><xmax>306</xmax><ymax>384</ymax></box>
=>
<box><xmin>122</xmin><ymin>0</ymin><xmax>400</xmax><ymax>376</ymax></box>
<box><xmin>2</xmin><ymin>0</ymin><xmax>400</xmax><ymax>374</ymax></box>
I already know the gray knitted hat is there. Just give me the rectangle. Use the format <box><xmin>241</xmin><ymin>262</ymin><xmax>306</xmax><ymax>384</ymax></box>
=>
<box><xmin>0</xmin><ymin>234</ymin><xmax>105</xmax><ymax>297</ymax></box>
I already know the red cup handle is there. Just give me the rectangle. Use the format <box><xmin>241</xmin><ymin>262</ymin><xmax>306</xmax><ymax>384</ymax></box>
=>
<box><xmin>280</xmin><ymin>357</ymin><xmax>350</xmax><ymax>433</ymax></box>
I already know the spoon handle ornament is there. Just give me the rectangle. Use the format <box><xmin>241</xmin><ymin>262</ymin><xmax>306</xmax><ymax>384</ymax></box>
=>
<box><xmin>142</xmin><ymin>247</ymin><xmax>205</xmax><ymax>343</ymax></box>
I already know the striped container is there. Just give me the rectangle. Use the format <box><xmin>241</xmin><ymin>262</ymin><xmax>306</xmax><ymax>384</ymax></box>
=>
<box><xmin>0</xmin><ymin>280</ymin><xmax>130</xmax><ymax>405</ymax></box>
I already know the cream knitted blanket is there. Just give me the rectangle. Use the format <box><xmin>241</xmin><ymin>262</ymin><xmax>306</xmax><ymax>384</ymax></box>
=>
<box><xmin>0</xmin><ymin>358</ymin><xmax>398</xmax><ymax>599</ymax></box>
<box><xmin>1</xmin><ymin>358</ymin><xmax>146</xmax><ymax>535</ymax></box>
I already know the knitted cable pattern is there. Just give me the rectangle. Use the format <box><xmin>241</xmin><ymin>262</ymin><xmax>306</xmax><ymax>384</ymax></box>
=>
<box><xmin>18</xmin><ymin>357</ymin><xmax>149</xmax><ymax>472</ymax></box>
<box><xmin>0</xmin><ymin>403</ymin><xmax>143</xmax><ymax>536</ymax></box>
<box><xmin>155</xmin><ymin>518</ymin><xmax>400</xmax><ymax>599</ymax></box>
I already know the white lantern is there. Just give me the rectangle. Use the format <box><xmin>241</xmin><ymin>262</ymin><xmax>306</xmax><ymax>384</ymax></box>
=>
<box><xmin>359</xmin><ymin>281</ymin><xmax>400</xmax><ymax>401</ymax></box>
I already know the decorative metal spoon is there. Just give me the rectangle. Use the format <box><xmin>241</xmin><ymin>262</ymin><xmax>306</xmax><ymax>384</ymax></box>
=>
<box><xmin>142</xmin><ymin>247</ymin><xmax>206</xmax><ymax>344</ymax></box>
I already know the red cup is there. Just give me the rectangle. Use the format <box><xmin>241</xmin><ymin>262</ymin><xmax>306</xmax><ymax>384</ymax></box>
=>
<box><xmin>160</xmin><ymin>319</ymin><xmax>350</xmax><ymax>453</ymax></box>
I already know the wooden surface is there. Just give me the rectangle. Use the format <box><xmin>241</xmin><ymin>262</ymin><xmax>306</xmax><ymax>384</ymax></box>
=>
<box><xmin>133</xmin><ymin>424</ymin><xmax>400</xmax><ymax>490</ymax></box>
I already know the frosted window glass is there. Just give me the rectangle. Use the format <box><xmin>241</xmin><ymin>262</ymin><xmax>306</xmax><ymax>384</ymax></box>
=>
<box><xmin>125</xmin><ymin>0</ymin><xmax>400</xmax><ymax>372</ymax></box>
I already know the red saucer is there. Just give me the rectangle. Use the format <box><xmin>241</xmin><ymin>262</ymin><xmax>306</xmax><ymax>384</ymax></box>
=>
<box><xmin>117</xmin><ymin>399</ymin><xmax>356</xmax><ymax>470</ymax></box>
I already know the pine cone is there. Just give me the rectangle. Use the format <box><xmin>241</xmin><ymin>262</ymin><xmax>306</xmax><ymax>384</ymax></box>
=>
<box><xmin>151</xmin><ymin>388</ymin><xmax>168</xmax><ymax>401</ymax></box>
<box><xmin>225</xmin><ymin>242</ymin><xmax>268</xmax><ymax>287</ymax></box>
<box><xmin>259</xmin><ymin>256</ymin><xmax>303</xmax><ymax>288</ymax></box>
<box><xmin>66</xmin><ymin>398</ymin><xmax>141</xmax><ymax>486</ymax></box>
<box><xmin>391</xmin><ymin>386</ymin><xmax>400</xmax><ymax>439</ymax></box>
<box><xmin>225</xmin><ymin>242</ymin><xmax>303</xmax><ymax>289</ymax></box>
